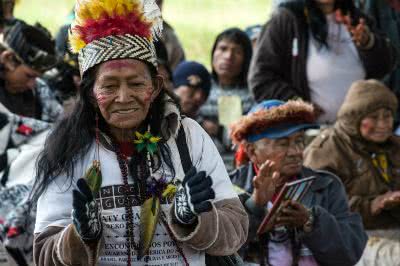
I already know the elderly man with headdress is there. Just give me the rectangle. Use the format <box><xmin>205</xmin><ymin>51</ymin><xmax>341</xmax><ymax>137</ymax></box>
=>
<box><xmin>229</xmin><ymin>99</ymin><xmax>367</xmax><ymax>265</ymax></box>
<box><xmin>32</xmin><ymin>1</ymin><xmax>248</xmax><ymax>266</ymax></box>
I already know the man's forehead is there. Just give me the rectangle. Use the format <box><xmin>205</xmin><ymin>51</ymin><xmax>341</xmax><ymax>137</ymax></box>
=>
<box><xmin>269</xmin><ymin>131</ymin><xmax>305</xmax><ymax>142</ymax></box>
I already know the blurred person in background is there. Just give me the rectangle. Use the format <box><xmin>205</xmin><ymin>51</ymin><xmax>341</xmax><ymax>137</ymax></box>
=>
<box><xmin>354</xmin><ymin>0</ymin><xmax>400</xmax><ymax>127</ymax></box>
<box><xmin>173</xmin><ymin>61</ymin><xmax>211</xmax><ymax>119</ymax></box>
<box><xmin>0</xmin><ymin>0</ymin><xmax>18</xmax><ymax>32</ymax></box>
<box><xmin>199</xmin><ymin>27</ymin><xmax>254</xmax><ymax>153</ymax></box>
<box><xmin>245</xmin><ymin>24</ymin><xmax>262</xmax><ymax>50</ymax></box>
<box><xmin>154</xmin><ymin>39</ymin><xmax>174</xmax><ymax>91</ymax></box>
<box><xmin>0</xmin><ymin>19</ymin><xmax>61</xmax><ymax>266</ymax></box>
<box><xmin>248</xmin><ymin>0</ymin><xmax>396</xmax><ymax>125</ymax></box>
<box><xmin>304</xmin><ymin>79</ymin><xmax>400</xmax><ymax>266</ymax></box>
<box><xmin>156</xmin><ymin>0</ymin><xmax>185</xmax><ymax>71</ymax></box>
<box><xmin>0</xmin><ymin>21</ymin><xmax>62</xmax><ymax>122</ymax></box>
<box><xmin>45</xmin><ymin>9</ymin><xmax>81</xmax><ymax>114</ymax></box>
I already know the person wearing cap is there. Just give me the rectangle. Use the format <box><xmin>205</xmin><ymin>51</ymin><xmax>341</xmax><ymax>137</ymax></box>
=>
<box><xmin>155</xmin><ymin>0</ymin><xmax>185</xmax><ymax>71</ymax></box>
<box><xmin>304</xmin><ymin>79</ymin><xmax>400</xmax><ymax>265</ymax></box>
<box><xmin>32</xmin><ymin>1</ymin><xmax>248</xmax><ymax>265</ymax></box>
<box><xmin>229</xmin><ymin>99</ymin><xmax>367</xmax><ymax>265</ymax></box>
<box><xmin>0</xmin><ymin>20</ymin><xmax>62</xmax><ymax>122</ymax></box>
<box><xmin>173</xmin><ymin>61</ymin><xmax>211</xmax><ymax>119</ymax></box>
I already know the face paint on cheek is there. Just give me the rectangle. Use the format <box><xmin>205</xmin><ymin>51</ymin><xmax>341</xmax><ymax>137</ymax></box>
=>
<box><xmin>360</xmin><ymin>119</ymin><xmax>375</xmax><ymax>136</ymax></box>
<box><xmin>94</xmin><ymin>91</ymin><xmax>109</xmax><ymax>107</ymax></box>
<box><xmin>143</xmin><ymin>88</ymin><xmax>153</xmax><ymax>103</ymax></box>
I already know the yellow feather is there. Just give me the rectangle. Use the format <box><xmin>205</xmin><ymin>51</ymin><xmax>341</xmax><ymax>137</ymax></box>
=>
<box><xmin>69</xmin><ymin>33</ymin><xmax>86</xmax><ymax>53</ymax></box>
<box><xmin>103</xmin><ymin>0</ymin><xmax>117</xmax><ymax>17</ymax></box>
<box><xmin>86</xmin><ymin>1</ymin><xmax>106</xmax><ymax>20</ymax></box>
<box><xmin>69</xmin><ymin>0</ymin><xmax>149</xmax><ymax>53</ymax></box>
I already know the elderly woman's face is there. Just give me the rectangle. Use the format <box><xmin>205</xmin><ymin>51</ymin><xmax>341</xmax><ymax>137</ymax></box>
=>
<box><xmin>212</xmin><ymin>39</ymin><xmax>244</xmax><ymax>84</ymax></box>
<box><xmin>93</xmin><ymin>59</ymin><xmax>157</xmax><ymax>131</ymax></box>
<box><xmin>360</xmin><ymin>108</ymin><xmax>393</xmax><ymax>143</ymax></box>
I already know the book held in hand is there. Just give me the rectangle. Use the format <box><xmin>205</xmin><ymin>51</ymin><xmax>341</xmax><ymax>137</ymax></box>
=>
<box><xmin>257</xmin><ymin>176</ymin><xmax>317</xmax><ymax>235</ymax></box>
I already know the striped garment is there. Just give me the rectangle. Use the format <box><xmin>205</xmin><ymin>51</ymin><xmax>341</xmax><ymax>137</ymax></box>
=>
<box><xmin>199</xmin><ymin>80</ymin><xmax>254</xmax><ymax>121</ymax></box>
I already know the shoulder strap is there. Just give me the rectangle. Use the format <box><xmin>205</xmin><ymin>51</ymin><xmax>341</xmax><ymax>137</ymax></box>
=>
<box><xmin>176</xmin><ymin>122</ymin><xmax>193</xmax><ymax>174</ymax></box>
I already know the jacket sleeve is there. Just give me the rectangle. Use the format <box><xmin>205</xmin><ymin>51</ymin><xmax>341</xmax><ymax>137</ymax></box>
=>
<box><xmin>357</xmin><ymin>14</ymin><xmax>398</xmax><ymax>79</ymax></box>
<box><xmin>166</xmin><ymin>119</ymin><xmax>249</xmax><ymax>256</ymax></box>
<box><xmin>248</xmin><ymin>9</ymin><xmax>300</xmax><ymax>102</ymax></box>
<box><xmin>301</xmin><ymin>177</ymin><xmax>368</xmax><ymax>266</ymax></box>
<box><xmin>33</xmin><ymin>225</ymin><xmax>101</xmax><ymax>266</ymax></box>
<box><xmin>167</xmin><ymin>197</ymin><xmax>248</xmax><ymax>256</ymax></box>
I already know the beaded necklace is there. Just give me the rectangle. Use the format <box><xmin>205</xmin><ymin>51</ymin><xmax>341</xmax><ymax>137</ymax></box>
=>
<box><xmin>112</xmin><ymin>138</ymin><xmax>189</xmax><ymax>266</ymax></box>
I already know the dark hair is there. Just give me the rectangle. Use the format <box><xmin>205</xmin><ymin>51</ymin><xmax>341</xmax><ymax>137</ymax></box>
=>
<box><xmin>30</xmin><ymin>62</ymin><xmax>179</xmax><ymax>204</ymax></box>
<box><xmin>211</xmin><ymin>27</ymin><xmax>252</xmax><ymax>88</ymax></box>
<box><xmin>281</xmin><ymin>0</ymin><xmax>356</xmax><ymax>48</ymax></box>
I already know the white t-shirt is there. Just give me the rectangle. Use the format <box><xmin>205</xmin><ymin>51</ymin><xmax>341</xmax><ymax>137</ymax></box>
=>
<box><xmin>307</xmin><ymin>14</ymin><xmax>366</xmax><ymax>124</ymax></box>
<box><xmin>35</xmin><ymin>118</ymin><xmax>237</xmax><ymax>266</ymax></box>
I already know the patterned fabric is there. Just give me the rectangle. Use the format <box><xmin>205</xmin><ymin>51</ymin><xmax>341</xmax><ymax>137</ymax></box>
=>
<box><xmin>1</xmin><ymin>21</ymin><xmax>57</xmax><ymax>72</ymax></box>
<box><xmin>7</xmin><ymin>112</ymin><xmax>51</xmax><ymax>148</ymax></box>
<box><xmin>173</xmin><ymin>167</ymin><xmax>214</xmax><ymax>225</ymax></box>
<box><xmin>35</xmin><ymin>78</ymin><xmax>63</xmax><ymax>122</ymax></box>
<box><xmin>78</xmin><ymin>34</ymin><xmax>157</xmax><ymax>76</ymax></box>
<box><xmin>371</xmin><ymin>153</ymin><xmax>392</xmax><ymax>184</ymax></box>
<box><xmin>199</xmin><ymin>80</ymin><xmax>254</xmax><ymax>121</ymax></box>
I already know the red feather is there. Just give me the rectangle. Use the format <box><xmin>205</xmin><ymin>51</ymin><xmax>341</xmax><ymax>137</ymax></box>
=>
<box><xmin>75</xmin><ymin>12</ymin><xmax>152</xmax><ymax>44</ymax></box>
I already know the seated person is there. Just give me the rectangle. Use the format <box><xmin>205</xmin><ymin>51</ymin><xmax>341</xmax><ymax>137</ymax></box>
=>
<box><xmin>0</xmin><ymin>108</ymin><xmax>51</xmax><ymax>266</ymax></box>
<box><xmin>0</xmin><ymin>21</ymin><xmax>62</xmax><ymax>122</ymax></box>
<box><xmin>173</xmin><ymin>61</ymin><xmax>211</xmax><ymax>119</ymax></box>
<box><xmin>229</xmin><ymin>99</ymin><xmax>367</xmax><ymax>265</ymax></box>
<box><xmin>304</xmin><ymin>79</ymin><xmax>400</xmax><ymax>266</ymax></box>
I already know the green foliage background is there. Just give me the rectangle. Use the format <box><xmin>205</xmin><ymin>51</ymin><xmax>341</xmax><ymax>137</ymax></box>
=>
<box><xmin>15</xmin><ymin>0</ymin><xmax>272</xmax><ymax>68</ymax></box>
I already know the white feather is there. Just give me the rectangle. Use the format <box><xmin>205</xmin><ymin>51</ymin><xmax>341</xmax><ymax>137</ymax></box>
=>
<box><xmin>141</xmin><ymin>0</ymin><xmax>163</xmax><ymax>39</ymax></box>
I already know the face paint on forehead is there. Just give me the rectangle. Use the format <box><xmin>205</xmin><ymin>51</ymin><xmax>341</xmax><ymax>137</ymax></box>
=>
<box><xmin>101</xmin><ymin>59</ymin><xmax>139</xmax><ymax>71</ymax></box>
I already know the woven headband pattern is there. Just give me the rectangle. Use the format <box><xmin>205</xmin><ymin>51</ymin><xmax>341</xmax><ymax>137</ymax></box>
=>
<box><xmin>78</xmin><ymin>34</ymin><xmax>157</xmax><ymax>76</ymax></box>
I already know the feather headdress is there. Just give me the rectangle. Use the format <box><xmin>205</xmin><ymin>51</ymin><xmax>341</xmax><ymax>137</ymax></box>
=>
<box><xmin>69</xmin><ymin>0</ymin><xmax>163</xmax><ymax>76</ymax></box>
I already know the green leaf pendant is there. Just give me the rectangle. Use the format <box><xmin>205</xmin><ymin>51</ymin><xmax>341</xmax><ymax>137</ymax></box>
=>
<box><xmin>84</xmin><ymin>160</ymin><xmax>102</xmax><ymax>194</ymax></box>
<box><xmin>139</xmin><ymin>196</ymin><xmax>160</xmax><ymax>259</ymax></box>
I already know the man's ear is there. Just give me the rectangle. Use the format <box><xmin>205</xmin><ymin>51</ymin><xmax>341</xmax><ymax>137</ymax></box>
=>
<box><xmin>244</xmin><ymin>142</ymin><xmax>257</xmax><ymax>164</ymax></box>
<box><xmin>151</xmin><ymin>75</ymin><xmax>163</xmax><ymax>101</ymax></box>
<box><xmin>0</xmin><ymin>50</ymin><xmax>18</xmax><ymax>71</ymax></box>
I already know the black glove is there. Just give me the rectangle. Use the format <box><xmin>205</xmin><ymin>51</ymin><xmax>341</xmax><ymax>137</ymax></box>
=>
<box><xmin>174</xmin><ymin>167</ymin><xmax>215</xmax><ymax>225</ymax></box>
<box><xmin>72</xmin><ymin>178</ymin><xmax>102</xmax><ymax>241</ymax></box>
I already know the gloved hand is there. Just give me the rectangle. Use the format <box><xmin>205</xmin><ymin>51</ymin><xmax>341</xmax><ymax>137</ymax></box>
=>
<box><xmin>174</xmin><ymin>167</ymin><xmax>215</xmax><ymax>225</ymax></box>
<box><xmin>72</xmin><ymin>178</ymin><xmax>102</xmax><ymax>241</ymax></box>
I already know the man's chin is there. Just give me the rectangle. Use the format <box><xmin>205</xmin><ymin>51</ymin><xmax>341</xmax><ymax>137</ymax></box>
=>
<box><xmin>281</xmin><ymin>164</ymin><xmax>303</xmax><ymax>177</ymax></box>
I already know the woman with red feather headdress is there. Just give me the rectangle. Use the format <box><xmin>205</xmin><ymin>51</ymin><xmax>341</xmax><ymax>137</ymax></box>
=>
<box><xmin>31</xmin><ymin>1</ymin><xmax>248</xmax><ymax>265</ymax></box>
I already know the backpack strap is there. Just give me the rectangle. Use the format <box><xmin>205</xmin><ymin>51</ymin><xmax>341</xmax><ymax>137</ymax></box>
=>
<box><xmin>176</xmin><ymin>122</ymin><xmax>193</xmax><ymax>174</ymax></box>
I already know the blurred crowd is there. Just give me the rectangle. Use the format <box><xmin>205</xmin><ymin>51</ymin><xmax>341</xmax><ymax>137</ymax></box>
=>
<box><xmin>0</xmin><ymin>0</ymin><xmax>399</xmax><ymax>265</ymax></box>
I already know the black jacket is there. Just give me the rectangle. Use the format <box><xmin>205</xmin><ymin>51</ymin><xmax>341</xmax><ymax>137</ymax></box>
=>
<box><xmin>248</xmin><ymin>4</ymin><xmax>397</xmax><ymax>102</ymax></box>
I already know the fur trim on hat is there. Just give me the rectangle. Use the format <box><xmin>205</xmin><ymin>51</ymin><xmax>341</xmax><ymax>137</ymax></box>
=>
<box><xmin>230</xmin><ymin>100</ymin><xmax>315</xmax><ymax>144</ymax></box>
